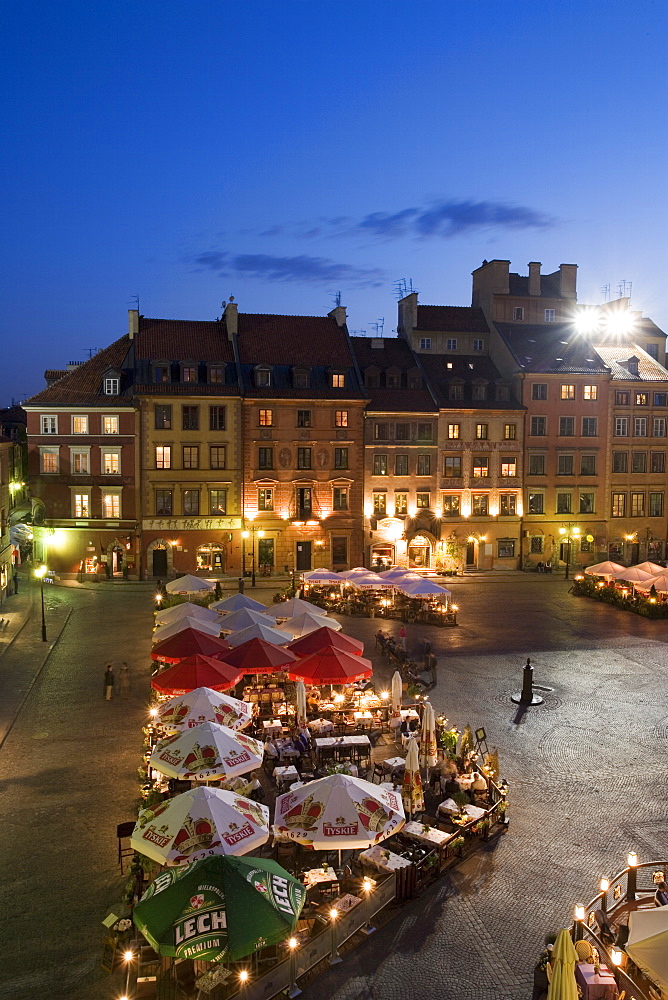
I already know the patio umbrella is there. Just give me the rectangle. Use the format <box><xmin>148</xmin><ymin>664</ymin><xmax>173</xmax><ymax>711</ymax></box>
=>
<box><xmin>636</xmin><ymin>571</ymin><xmax>668</xmax><ymax>593</ymax></box>
<box><xmin>209</xmin><ymin>593</ymin><xmax>268</xmax><ymax>614</ymax></box>
<box><xmin>218</xmin><ymin>607</ymin><xmax>276</xmax><ymax>634</ymax></box>
<box><xmin>632</xmin><ymin>561</ymin><xmax>666</xmax><ymax>577</ymax></box>
<box><xmin>274</xmin><ymin>773</ymin><xmax>404</xmax><ymax>855</ymax></box>
<box><xmin>398</xmin><ymin>579</ymin><xmax>451</xmax><ymax>598</ymax></box>
<box><xmin>222</xmin><ymin>637</ymin><xmax>300</xmax><ymax>674</ymax></box>
<box><xmin>151</xmin><ymin>629</ymin><xmax>232</xmax><ymax>664</ymax></box>
<box><xmin>267</xmin><ymin>597</ymin><xmax>327</xmax><ymax>620</ymax></box>
<box><xmin>156</xmin><ymin>602</ymin><xmax>220</xmax><ymax>626</ymax></box>
<box><xmin>546</xmin><ymin>927</ymin><xmax>579</xmax><ymax>1000</ymax></box>
<box><xmin>349</xmin><ymin>573</ymin><xmax>394</xmax><ymax>590</ymax></box>
<box><xmin>149</xmin><ymin>722</ymin><xmax>264</xmax><ymax>782</ymax></box>
<box><xmin>131</xmin><ymin>785</ymin><xmax>270</xmax><ymax>865</ymax></box>
<box><xmin>626</xmin><ymin>906</ymin><xmax>668</xmax><ymax>994</ymax></box>
<box><xmin>281</xmin><ymin>611</ymin><xmax>339</xmax><ymax>637</ymax></box>
<box><xmin>380</xmin><ymin>569</ymin><xmax>421</xmax><ymax>581</ymax></box>
<box><xmin>152</xmin><ymin>616</ymin><xmax>221</xmax><ymax>644</ymax></box>
<box><xmin>391</xmin><ymin>670</ymin><xmax>403</xmax><ymax>715</ymax></box>
<box><xmin>295</xmin><ymin>680</ymin><xmax>307</xmax><ymax>726</ymax></box>
<box><xmin>225</xmin><ymin>622</ymin><xmax>293</xmax><ymax>647</ymax></box>
<box><xmin>338</xmin><ymin>567</ymin><xmax>372</xmax><ymax>579</ymax></box>
<box><xmin>613</xmin><ymin>566</ymin><xmax>654</xmax><ymax>584</ymax></box>
<box><xmin>584</xmin><ymin>560</ymin><xmax>624</xmax><ymax>578</ymax></box>
<box><xmin>303</xmin><ymin>569</ymin><xmax>345</xmax><ymax>584</ymax></box>
<box><xmin>165</xmin><ymin>575</ymin><xmax>215</xmax><ymax>595</ymax></box>
<box><xmin>133</xmin><ymin>854</ymin><xmax>306</xmax><ymax>961</ymax></box>
<box><xmin>156</xmin><ymin>687</ymin><xmax>253</xmax><ymax>733</ymax></box>
<box><xmin>401</xmin><ymin>737</ymin><xmax>424</xmax><ymax>819</ymax></box>
<box><xmin>287</xmin><ymin>627</ymin><xmax>364</xmax><ymax>658</ymax></box>
<box><xmin>287</xmin><ymin>648</ymin><xmax>373</xmax><ymax>684</ymax></box>
<box><xmin>151</xmin><ymin>656</ymin><xmax>243</xmax><ymax>696</ymax></box>
<box><xmin>419</xmin><ymin>702</ymin><xmax>438</xmax><ymax>770</ymax></box>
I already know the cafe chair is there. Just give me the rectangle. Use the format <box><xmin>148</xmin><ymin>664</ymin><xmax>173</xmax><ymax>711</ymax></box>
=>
<box><xmin>371</xmin><ymin>763</ymin><xmax>386</xmax><ymax>784</ymax></box>
<box><xmin>116</xmin><ymin>821</ymin><xmax>136</xmax><ymax>874</ymax></box>
<box><xmin>574</xmin><ymin>940</ymin><xmax>594</xmax><ymax>962</ymax></box>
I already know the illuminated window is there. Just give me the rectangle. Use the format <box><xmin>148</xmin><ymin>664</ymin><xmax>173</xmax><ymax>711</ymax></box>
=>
<box><xmin>258</xmin><ymin>488</ymin><xmax>274</xmax><ymax>511</ymax></box>
<box><xmin>475</xmin><ymin>423</ymin><xmax>488</xmax><ymax>440</ymax></box>
<box><xmin>416</xmin><ymin>492</ymin><xmax>430</xmax><ymax>508</ymax></box>
<box><xmin>156</xmin><ymin>446</ymin><xmax>171</xmax><ymax>469</ymax></box>
<box><xmin>102</xmin><ymin>415</ymin><xmax>119</xmax><ymax>434</ymax></box>
<box><xmin>335</xmin><ymin>410</ymin><xmax>348</xmax><ymax>427</ymax></box>
<box><xmin>583</xmin><ymin>385</ymin><xmax>598</xmax><ymax>400</ymax></box>
<box><xmin>101</xmin><ymin>449</ymin><xmax>120</xmax><ymax>474</ymax></box>
<box><xmin>561</xmin><ymin>385</ymin><xmax>575</xmax><ymax>400</ymax></box>
<box><xmin>331</xmin><ymin>373</ymin><xmax>345</xmax><ymax>388</ymax></box>
<box><xmin>102</xmin><ymin>493</ymin><xmax>120</xmax><ymax>518</ymax></box>
<box><xmin>447</xmin><ymin>424</ymin><xmax>460</xmax><ymax>439</ymax></box>
<box><xmin>182</xmin><ymin>366</ymin><xmax>197</xmax><ymax>383</ymax></box>
<box><xmin>472</xmin><ymin>494</ymin><xmax>488</xmax><ymax>515</ymax></box>
<box><xmin>498</xmin><ymin>538</ymin><xmax>515</xmax><ymax>557</ymax></box>
<box><xmin>259</xmin><ymin>409</ymin><xmax>273</xmax><ymax>426</ymax></box>
<box><xmin>41</xmin><ymin>449</ymin><xmax>59</xmax><ymax>473</ymax></box>
<box><xmin>373</xmin><ymin>492</ymin><xmax>387</xmax><ymax>516</ymax></box>
<box><xmin>74</xmin><ymin>493</ymin><xmax>89</xmax><ymax>517</ymax></box>
<box><xmin>504</xmin><ymin>423</ymin><xmax>516</xmax><ymax>440</ymax></box>
<box><xmin>631</xmin><ymin>492</ymin><xmax>645</xmax><ymax>517</ymax></box>
<box><xmin>501</xmin><ymin>457</ymin><xmax>516</xmax><ymax>477</ymax></box>
<box><xmin>394</xmin><ymin>492</ymin><xmax>407</xmax><ymax>515</ymax></box>
<box><xmin>611</xmin><ymin>493</ymin><xmax>626</xmax><ymax>517</ymax></box>
<box><xmin>635</xmin><ymin>392</ymin><xmax>649</xmax><ymax>406</ymax></box>
<box><xmin>72</xmin><ymin>416</ymin><xmax>88</xmax><ymax>434</ymax></box>
<box><xmin>441</xmin><ymin>494</ymin><xmax>460</xmax><ymax>516</ymax></box>
<box><xmin>473</xmin><ymin>457</ymin><xmax>489</xmax><ymax>477</ymax></box>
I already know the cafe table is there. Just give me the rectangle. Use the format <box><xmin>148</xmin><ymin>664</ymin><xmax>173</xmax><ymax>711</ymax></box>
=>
<box><xmin>383</xmin><ymin>756</ymin><xmax>406</xmax><ymax>773</ymax></box>
<box><xmin>308</xmin><ymin>718</ymin><xmax>334</xmax><ymax>734</ymax></box>
<box><xmin>574</xmin><ymin>963</ymin><xmax>619</xmax><ymax>1000</ymax></box>
<box><xmin>403</xmin><ymin>821</ymin><xmax>454</xmax><ymax>849</ymax></box>
<box><xmin>274</xmin><ymin>764</ymin><xmax>299</xmax><ymax>786</ymax></box>
<box><xmin>455</xmin><ymin>774</ymin><xmax>476</xmax><ymax>792</ymax></box>
<box><xmin>263</xmin><ymin>719</ymin><xmax>285</xmax><ymax>736</ymax></box>
<box><xmin>359</xmin><ymin>845</ymin><xmax>413</xmax><ymax>872</ymax></box>
<box><xmin>400</xmin><ymin>709</ymin><xmax>420</xmax><ymax>720</ymax></box>
<box><xmin>315</xmin><ymin>735</ymin><xmax>371</xmax><ymax>755</ymax></box>
<box><xmin>302</xmin><ymin>867</ymin><xmax>339</xmax><ymax>887</ymax></box>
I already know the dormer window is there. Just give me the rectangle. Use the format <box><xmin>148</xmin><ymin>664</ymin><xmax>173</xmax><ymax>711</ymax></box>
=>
<box><xmin>104</xmin><ymin>377</ymin><xmax>119</xmax><ymax>395</ymax></box>
<box><xmin>472</xmin><ymin>384</ymin><xmax>487</xmax><ymax>401</ymax></box>
<box><xmin>255</xmin><ymin>366</ymin><xmax>271</xmax><ymax>387</ymax></box>
<box><xmin>449</xmin><ymin>383</ymin><xmax>464</xmax><ymax>401</ymax></box>
<box><xmin>293</xmin><ymin>368</ymin><xmax>310</xmax><ymax>389</ymax></box>
<box><xmin>154</xmin><ymin>364</ymin><xmax>170</xmax><ymax>384</ymax></box>
<box><xmin>182</xmin><ymin>365</ymin><xmax>197</xmax><ymax>383</ymax></box>
<box><xmin>496</xmin><ymin>384</ymin><xmax>510</xmax><ymax>401</ymax></box>
<box><xmin>209</xmin><ymin>365</ymin><xmax>225</xmax><ymax>384</ymax></box>
<box><xmin>331</xmin><ymin>373</ymin><xmax>345</xmax><ymax>388</ymax></box>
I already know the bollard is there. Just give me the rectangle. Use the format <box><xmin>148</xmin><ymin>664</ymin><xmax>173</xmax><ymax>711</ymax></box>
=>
<box><xmin>511</xmin><ymin>657</ymin><xmax>544</xmax><ymax>705</ymax></box>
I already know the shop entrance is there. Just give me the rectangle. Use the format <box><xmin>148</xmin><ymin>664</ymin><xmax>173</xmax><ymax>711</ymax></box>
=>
<box><xmin>371</xmin><ymin>544</ymin><xmax>394</xmax><ymax>570</ymax></box>
<box><xmin>466</xmin><ymin>541</ymin><xmax>476</xmax><ymax>566</ymax></box>
<box><xmin>111</xmin><ymin>546</ymin><xmax>124</xmax><ymax>577</ymax></box>
<box><xmin>296</xmin><ymin>541</ymin><xmax>312</xmax><ymax>571</ymax></box>
<box><xmin>152</xmin><ymin>546</ymin><xmax>168</xmax><ymax>577</ymax></box>
<box><xmin>408</xmin><ymin>534</ymin><xmax>431</xmax><ymax>569</ymax></box>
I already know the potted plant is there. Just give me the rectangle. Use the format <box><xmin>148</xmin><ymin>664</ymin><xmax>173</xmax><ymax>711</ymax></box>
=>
<box><xmin>478</xmin><ymin>816</ymin><xmax>491</xmax><ymax>841</ymax></box>
<box><xmin>496</xmin><ymin>800</ymin><xmax>509</xmax><ymax>826</ymax></box>
<box><xmin>451</xmin><ymin>835</ymin><xmax>465</xmax><ymax>856</ymax></box>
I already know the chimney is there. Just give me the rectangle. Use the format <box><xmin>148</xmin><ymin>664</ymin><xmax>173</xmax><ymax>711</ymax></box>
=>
<box><xmin>528</xmin><ymin>262</ymin><xmax>541</xmax><ymax>296</ymax></box>
<box><xmin>224</xmin><ymin>296</ymin><xmax>238</xmax><ymax>339</ymax></box>
<box><xmin>397</xmin><ymin>291</ymin><xmax>418</xmax><ymax>340</ymax></box>
<box><xmin>328</xmin><ymin>305</ymin><xmax>347</xmax><ymax>327</ymax></box>
<box><xmin>128</xmin><ymin>309</ymin><xmax>139</xmax><ymax>340</ymax></box>
<box><xmin>559</xmin><ymin>264</ymin><xmax>578</xmax><ymax>300</ymax></box>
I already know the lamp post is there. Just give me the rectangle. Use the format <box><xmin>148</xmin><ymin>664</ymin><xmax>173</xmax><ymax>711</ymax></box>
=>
<box><xmin>250</xmin><ymin>526</ymin><xmax>265</xmax><ymax>587</ymax></box>
<box><xmin>287</xmin><ymin>937</ymin><xmax>301</xmax><ymax>997</ymax></box>
<box><xmin>558</xmin><ymin>524</ymin><xmax>580</xmax><ymax>579</ymax></box>
<box><xmin>34</xmin><ymin>565</ymin><xmax>47</xmax><ymax>642</ymax></box>
<box><xmin>241</xmin><ymin>530</ymin><xmax>249</xmax><ymax>579</ymax></box>
<box><xmin>329</xmin><ymin>907</ymin><xmax>342</xmax><ymax>964</ymax></box>
<box><xmin>122</xmin><ymin>949</ymin><xmax>134</xmax><ymax>997</ymax></box>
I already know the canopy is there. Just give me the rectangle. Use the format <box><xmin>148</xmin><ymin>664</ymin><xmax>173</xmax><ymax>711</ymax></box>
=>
<box><xmin>149</xmin><ymin>723</ymin><xmax>264</xmax><ymax>782</ymax></box>
<box><xmin>636</xmin><ymin>571</ymin><xmax>668</xmax><ymax>593</ymax></box>
<box><xmin>151</xmin><ymin>656</ymin><xmax>243</xmax><ymax>696</ymax></box>
<box><xmin>546</xmin><ymin>927</ymin><xmax>579</xmax><ymax>1000</ymax></box>
<box><xmin>156</xmin><ymin>687</ymin><xmax>253</xmax><ymax>733</ymax></box>
<box><xmin>303</xmin><ymin>569</ymin><xmax>345</xmax><ymax>584</ymax></box>
<box><xmin>222</xmin><ymin>637</ymin><xmax>299</xmax><ymax>674</ymax></box>
<box><xmin>267</xmin><ymin>598</ymin><xmax>327</xmax><ymax>620</ymax></box>
<box><xmin>165</xmin><ymin>575</ymin><xmax>216</xmax><ymax>594</ymax></box>
<box><xmin>218</xmin><ymin>607</ymin><xmax>276</xmax><ymax>634</ymax></box>
<box><xmin>613</xmin><ymin>566</ymin><xmax>654</xmax><ymax>583</ymax></box>
<box><xmin>152</xmin><ymin>616</ymin><xmax>221</xmax><ymax>644</ymax></box>
<box><xmin>133</xmin><ymin>855</ymin><xmax>306</xmax><ymax>962</ymax></box>
<box><xmin>419</xmin><ymin>702</ymin><xmax>438</xmax><ymax>769</ymax></box>
<box><xmin>151</xmin><ymin>629</ymin><xmax>231</xmax><ymax>664</ymax></box>
<box><xmin>287</xmin><ymin>648</ymin><xmax>373</xmax><ymax>684</ymax></box>
<box><xmin>626</xmin><ymin>906</ymin><xmax>668</xmax><ymax>995</ymax></box>
<box><xmin>398</xmin><ymin>579</ymin><xmax>451</xmax><ymax>598</ymax></box>
<box><xmin>401</xmin><ymin>737</ymin><xmax>423</xmax><ymax>817</ymax></box>
<box><xmin>131</xmin><ymin>785</ymin><xmax>269</xmax><ymax>865</ymax></box>
<box><xmin>584</xmin><ymin>561</ymin><xmax>624</xmax><ymax>578</ymax></box>
<box><xmin>156</xmin><ymin>602</ymin><xmax>221</xmax><ymax>626</ymax></box>
<box><xmin>632</xmin><ymin>561</ymin><xmax>667</xmax><ymax>576</ymax></box>
<box><xmin>281</xmin><ymin>611</ymin><xmax>340</xmax><ymax>637</ymax></box>
<box><xmin>274</xmin><ymin>773</ymin><xmax>404</xmax><ymax>849</ymax></box>
<box><xmin>209</xmin><ymin>594</ymin><xmax>268</xmax><ymax>614</ymax></box>
<box><xmin>338</xmin><ymin>567</ymin><xmax>374</xmax><ymax>579</ymax></box>
<box><xmin>378</xmin><ymin>569</ymin><xmax>421</xmax><ymax>581</ymax></box>
<box><xmin>348</xmin><ymin>573</ymin><xmax>394</xmax><ymax>590</ymax></box>
<box><xmin>287</xmin><ymin>626</ymin><xmax>364</xmax><ymax>658</ymax></box>
<box><xmin>391</xmin><ymin>670</ymin><xmax>402</xmax><ymax>715</ymax></box>
<box><xmin>225</xmin><ymin>622</ymin><xmax>293</xmax><ymax>647</ymax></box>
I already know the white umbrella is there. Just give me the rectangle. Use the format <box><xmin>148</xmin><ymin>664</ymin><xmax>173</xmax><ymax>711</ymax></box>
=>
<box><xmin>635</xmin><ymin>571</ymin><xmax>668</xmax><ymax>593</ymax></box>
<box><xmin>156</xmin><ymin>686</ymin><xmax>253</xmax><ymax>733</ymax></box>
<box><xmin>156</xmin><ymin>602</ymin><xmax>221</xmax><ymax>626</ymax></box>
<box><xmin>218</xmin><ymin>607</ymin><xmax>276</xmax><ymax>634</ymax></box>
<box><xmin>391</xmin><ymin>670</ymin><xmax>403</xmax><ymax>715</ymax></box>
<box><xmin>303</xmin><ymin>569</ymin><xmax>345</xmax><ymax>584</ymax></box>
<box><xmin>380</xmin><ymin>569</ymin><xmax>420</xmax><ymax>581</ymax></box>
<box><xmin>419</xmin><ymin>702</ymin><xmax>438</xmax><ymax>769</ymax></box>
<box><xmin>401</xmin><ymin>737</ymin><xmax>424</xmax><ymax>818</ymax></box>
<box><xmin>267</xmin><ymin>598</ymin><xmax>327</xmax><ymax>620</ymax></box>
<box><xmin>165</xmin><ymin>575</ymin><xmax>216</xmax><ymax>594</ymax></box>
<box><xmin>281</xmin><ymin>611</ymin><xmax>340</xmax><ymax>637</ymax></box>
<box><xmin>225</xmin><ymin>622</ymin><xmax>293</xmax><ymax>647</ymax></box>
<box><xmin>149</xmin><ymin>723</ymin><xmax>264</xmax><ymax>782</ymax></box>
<box><xmin>152</xmin><ymin>616</ymin><xmax>221</xmax><ymax>644</ymax></box>
<box><xmin>349</xmin><ymin>573</ymin><xmax>394</xmax><ymax>590</ymax></box>
<box><xmin>631</xmin><ymin>561</ymin><xmax>666</xmax><ymax>576</ymax></box>
<box><xmin>613</xmin><ymin>567</ymin><xmax>654</xmax><ymax>584</ymax></box>
<box><xmin>295</xmin><ymin>680</ymin><xmax>307</xmax><ymax>726</ymax></box>
<box><xmin>338</xmin><ymin>567</ymin><xmax>373</xmax><ymax>579</ymax></box>
<box><xmin>584</xmin><ymin>560</ymin><xmax>624</xmax><ymax>578</ymax></box>
<box><xmin>209</xmin><ymin>594</ymin><xmax>268</xmax><ymax>614</ymax></box>
<box><xmin>131</xmin><ymin>785</ymin><xmax>270</xmax><ymax>865</ymax></box>
<box><xmin>273</xmin><ymin>773</ymin><xmax>405</xmax><ymax>860</ymax></box>
<box><xmin>399</xmin><ymin>579</ymin><xmax>451</xmax><ymax>598</ymax></box>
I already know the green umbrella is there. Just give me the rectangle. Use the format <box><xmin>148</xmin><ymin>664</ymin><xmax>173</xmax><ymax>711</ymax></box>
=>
<box><xmin>547</xmin><ymin>928</ymin><xmax>579</xmax><ymax>1000</ymax></box>
<box><xmin>133</xmin><ymin>855</ymin><xmax>306</xmax><ymax>962</ymax></box>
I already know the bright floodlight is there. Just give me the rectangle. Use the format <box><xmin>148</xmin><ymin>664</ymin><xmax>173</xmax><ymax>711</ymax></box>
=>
<box><xmin>603</xmin><ymin>310</ymin><xmax>635</xmax><ymax>338</ymax></box>
<box><xmin>573</xmin><ymin>308</ymin><xmax>600</xmax><ymax>335</ymax></box>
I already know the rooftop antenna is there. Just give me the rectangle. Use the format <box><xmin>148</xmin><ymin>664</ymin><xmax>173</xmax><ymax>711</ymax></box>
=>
<box><xmin>85</xmin><ymin>348</ymin><xmax>103</xmax><ymax>358</ymax></box>
<box><xmin>332</xmin><ymin>291</ymin><xmax>342</xmax><ymax>308</ymax></box>
<box><xmin>370</xmin><ymin>318</ymin><xmax>385</xmax><ymax>336</ymax></box>
<box><xmin>617</xmin><ymin>279</ymin><xmax>632</xmax><ymax>301</ymax></box>
<box><xmin>393</xmin><ymin>278</ymin><xmax>418</xmax><ymax>300</ymax></box>
<box><xmin>600</xmin><ymin>283</ymin><xmax>610</xmax><ymax>302</ymax></box>
<box><xmin>129</xmin><ymin>293</ymin><xmax>140</xmax><ymax>312</ymax></box>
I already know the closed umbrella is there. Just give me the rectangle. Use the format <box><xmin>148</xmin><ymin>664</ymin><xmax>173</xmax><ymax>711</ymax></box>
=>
<box><xmin>156</xmin><ymin>686</ymin><xmax>253</xmax><ymax>733</ymax></box>
<box><xmin>152</xmin><ymin>616</ymin><xmax>220</xmax><ymax>644</ymax></box>
<box><xmin>225</xmin><ymin>622</ymin><xmax>293</xmax><ymax>647</ymax></box>
<box><xmin>222</xmin><ymin>637</ymin><xmax>299</xmax><ymax>674</ymax></box>
<box><xmin>151</xmin><ymin>655</ymin><xmax>242</xmax><ymax>695</ymax></box>
<box><xmin>131</xmin><ymin>785</ymin><xmax>270</xmax><ymax>865</ymax></box>
<box><xmin>401</xmin><ymin>737</ymin><xmax>424</xmax><ymax>818</ymax></box>
<box><xmin>281</xmin><ymin>611</ymin><xmax>339</xmax><ymax>637</ymax></box>
<box><xmin>156</xmin><ymin>602</ymin><xmax>220</xmax><ymax>626</ymax></box>
<box><xmin>267</xmin><ymin>598</ymin><xmax>327</xmax><ymax>620</ymax></box>
<box><xmin>419</xmin><ymin>703</ymin><xmax>438</xmax><ymax>770</ymax></box>
<box><xmin>149</xmin><ymin>723</ymin><xmax>264</xmax><ymax>782</ymax></box>
<box><xmin>287</xmin><ymin>627</ymin><xmax>364</xmax><ymax>658</ymax></box>
<box><xmin>546</xmin><ymin>927</ymin><xmax>579</xmax><ymax>1000</ymax></box>
<box><xmin>133</xmin><ymin>855</ymin><xmax>306</xmax><ymax>962</ymax></box>
<box><xmin>151</xmin><ymin>629</ymin><xmax>231</xmax><ymax>664</ymax></box>
<box><xmin>391</xmin><ymin>670</ymin><xmax>403</xmax><ymax>715</ymax></box>
<box><xmin>295</xmin><ymin>680</ymin><xmax>307</xmax><ymax>726</ymax></box>
<box><xmin>218</xmin><ymin>607</ymin><xmax>276</xmax><ymax>634</ymax></box>
<box><xmin>165</xmin><ymin>575</ymin><xmax>215</xmax><ymax>594</ymax></box>
<box><xmin>210</xmin><ymin>593</ymin><xmax>267</xmax><ymax>614</ymax></box>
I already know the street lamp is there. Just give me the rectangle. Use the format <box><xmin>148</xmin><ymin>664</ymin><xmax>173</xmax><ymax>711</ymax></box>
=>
<box><xmin>123</xmin><ymin>949</ymin><xmax>134</xmax><ymax>996</ymax></box>
<box><xmin>558</xmin><ymin>524</ymin><xmax>580</xmax><ymax>579</ymax></box>
<box><xmin>241</xmin><ymin>530</ymin><xmax>249</xmax><ymax>579</ymax></box>
<box><xmin>34</xmin><ymin>565</ymin><xmax>47</xmax><ymax>642</ymax></box>
<box><xmin>250</xmin><ymin>526</ymin><xmax>265</xmax><ymax>587</ymax></box>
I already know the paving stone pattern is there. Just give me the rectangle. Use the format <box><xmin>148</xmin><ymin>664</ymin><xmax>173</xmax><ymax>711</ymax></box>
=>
<box><xmin>0</xmin><ymin>576</ymin><xmax>666</xmax><ymax>999</ymax></box>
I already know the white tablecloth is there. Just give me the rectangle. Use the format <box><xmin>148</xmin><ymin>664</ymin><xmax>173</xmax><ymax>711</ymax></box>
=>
<box><xmin>274</xmin><ymin>765</ymin><xmax>299</xmax><ymax>784</ymax></box>
<box><xmin>308</xmin><ymin>718</ymin><xmax>334</xmax><ymax>734</ymax></box>
<box><xmin>403</xmin><ymin>821</ymin><xmax>453</xmax><ymax>847</ymax></box>
<box><xmin>303</xmin><ymin>867</ymin><xmax>339</xmax><ymax>887</ymax></box>
<box><xmin>359</xmin><ymin>845</ymin><xmax>413</xmax><ymax>871</ymax></box>
<box><xmin>315</xmin><ymin>735</ymin><xmax>371</xmax><ymax>748</ymax></box>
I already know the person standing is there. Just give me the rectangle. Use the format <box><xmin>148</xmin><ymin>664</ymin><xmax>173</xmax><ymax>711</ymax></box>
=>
<box><xmin>118</xmin><ymin>662</ymin><xmax>130</xmax><ymax>699</ymax></box>
<box><xmin>12</xmin><ymin>569</ymin><xmax>18</xmax><ymax>594</ymax></box>
<box><xmin>399</xmin><ymin>624</ymin><xmax>407</xmax><ymax>651</ymax></box>
<box><xmin>104</xmin><ymin>663</ymin><xmax>114</xmax><ymax>700</ymax></box>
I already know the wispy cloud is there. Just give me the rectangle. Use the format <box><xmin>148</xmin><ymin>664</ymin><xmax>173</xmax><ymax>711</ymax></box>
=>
<box><xmin>191</xmin><ymin>251</ymin><xmax>384</xmax><ymax>288</ymax></box>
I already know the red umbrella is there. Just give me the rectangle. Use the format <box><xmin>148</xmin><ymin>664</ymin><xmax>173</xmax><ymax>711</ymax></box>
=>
<box><xmin>151</xmin><ymin>628</ymin><xmax>231</xmax><ymax>664</ymax></box>
<box><xmin>151</xmin><ymin>655</ymin><xmax>243</xmax><ymax>695</ymax></box>
<box><xmin>287</xmin><ymin>627</ymin><xmax>364</xmax><ymax>658</ymax></box>
<box><xmin>222</xmin><ymin>637</ymin><xmax>300</xmax><ymax>675</ymax></box>
<box><xmin>287</xmin><ymin>648</ymin><xmax>373</xmax><ymax>684</ymax></box>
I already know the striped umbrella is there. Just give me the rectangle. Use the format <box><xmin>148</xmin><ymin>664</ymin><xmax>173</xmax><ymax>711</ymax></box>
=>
<box><xmin>419</xmin><ymin>702</ymin><xmax>438</xmax><ymax>770</ymax></box>
<box><xmin>401</xmin><ymin>737</ymin><xmax>424</xmax><ymax>818</ymax></box>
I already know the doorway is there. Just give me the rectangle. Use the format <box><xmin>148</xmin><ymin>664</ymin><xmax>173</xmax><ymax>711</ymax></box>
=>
<box><xmin>408</xmin><ymin>534</ymin><xmax>431</xmax><ymax>568</ymax></box>
<box><xmin>152</xmin><ymin>546</ymin><xmax>168</xmax><ymax>577</ymax></box>
<box><xmin>258</xmin><ymin>537</ymin><xmax>275</xmax><ymax>575</ymax></box>
<box><xmin>466</xmin><ymin>541</ymin><xmax>476</xmax><ymax>566</ymax></box>
<box><xmin>629</xmin><ymin>543</ymin><xmax>640</xmax><ymax>564</ymax></box>
<box><xmin>296</xmin><ymin>541</ymin><xmax>312</xmax><ymax>572</ymax></box>
<box><xmin>111</xmin><ymin>547</ymin><xmax>124</xmax><ymax>577</ymax></box>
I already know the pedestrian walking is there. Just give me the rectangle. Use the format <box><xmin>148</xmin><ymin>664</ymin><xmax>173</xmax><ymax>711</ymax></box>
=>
<box><xmin>422</xmin><ymin>637</ymin><xmax>432</xmax><ymax>666</ymax></box>
<box><xmin>13</xmin><ymin>570</ymin><xmax>18</xmax><ymax>594</ymax></box>
<box><xmin>118</xmin><ymin>662</ymin><xmax>130</xmax><ymax>699</ymax></box>
<box><xmin>103</xmin><ymin>663</ymin><xmax>114</xmax><ymax>700</ymax></box>
<box><xmin>238</xmin><ymin>577</ymin><xmax>245</xmax><ymax>594</ymax></box>
<box><xmin>399</xmin><ymin>624</ymin><xmax>407</xmax><ymax>651</ymax></box>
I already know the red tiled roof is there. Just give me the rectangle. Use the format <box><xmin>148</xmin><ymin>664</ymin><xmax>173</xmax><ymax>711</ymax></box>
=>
<box><xmin>237</xmin><ymin>314</ymin><xmax>354</xmax><ymax>365</ymax></box>
<box><xmin>135</xmin><ymin>319</ymin><xmax>235</xmax><ymax>361</ymax></box>
<box><xmin>25</xmin><ymin>337</ymin><xmax>134</xmax><ymax>407</ymax></box>
<box><xmin>593</xmin><ymin>344</ymin><xmax>668</xmax><ymax>382</ymax></box>
<box><xmin>364</xmin><ymin>389</ymin><xmax>436</xmax><ymax>412</ymax></box>
<box><xmin>416</xmin><ymin>305</ymin><xmax>489</xmax><ymax>334</ymax></box>
<box><xmin>44</xmin><ymin>370</ymin><xmax>68</xmax><ymax>381</ymax></box>
<box><xmin>351</xmin><ymin>335</ymin><xmax>420</xmax><ymax>370</ymax></box>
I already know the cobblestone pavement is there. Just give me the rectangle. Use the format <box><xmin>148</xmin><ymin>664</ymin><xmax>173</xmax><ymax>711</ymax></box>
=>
<box><xmin>1</xmin><ymin>576</ymin><xmax>667</xmax><ymax>999</ymax></box>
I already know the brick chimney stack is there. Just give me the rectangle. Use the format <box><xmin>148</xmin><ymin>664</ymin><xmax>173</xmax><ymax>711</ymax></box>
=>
<box><xmin>128</xmin><ymin>309</ymin><xmax>139</xmax><ymax>340</ymax></box>
<box><xmin>528</xmin><ymin>262</ymin><xmax>541</xmax><ymax>297</ymax></box>
<box><xmin>224</xmin><ymin>296</ymin><xmax>238</xmax><ymax>339</ymax></box>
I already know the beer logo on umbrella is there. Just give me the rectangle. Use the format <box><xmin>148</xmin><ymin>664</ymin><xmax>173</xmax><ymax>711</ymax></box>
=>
<box><xmin>190</xmin><ymin>895</ymin><xmax>205</xmax><ymax>909</ymax></box>
<box><xmin>183</xmin><ymin>741</ymin><xmax>219</xmax><ymax>774</ymax></box>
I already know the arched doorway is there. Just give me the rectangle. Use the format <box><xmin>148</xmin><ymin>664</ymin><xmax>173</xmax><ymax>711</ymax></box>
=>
<box><xmin>407</xmin><ymin>533</ymin><xmax>432</xmax><ymax>569</ymax></box>
<box><xmin>197</xmin><ymin>542</ymin><xmax>226</xmax><ymax>573</ymax></box>
<box><xmin>146</xmin><ymin>538</ymin><xmax>173</xmax><ymax>578</ymax></box>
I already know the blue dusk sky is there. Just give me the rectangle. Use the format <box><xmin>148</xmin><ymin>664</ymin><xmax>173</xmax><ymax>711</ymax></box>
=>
<box><xmin>2</xmin><ymin>0</ymin><xmax>667</xmax><ymax>404</ymax></box>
